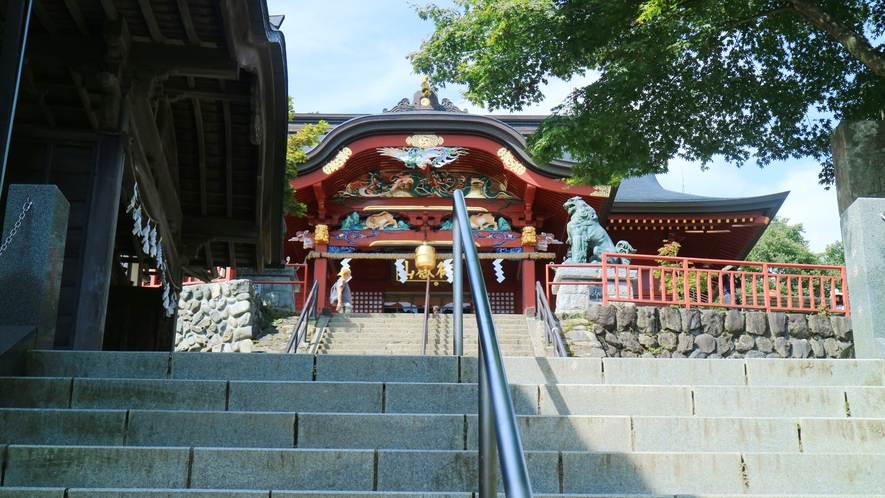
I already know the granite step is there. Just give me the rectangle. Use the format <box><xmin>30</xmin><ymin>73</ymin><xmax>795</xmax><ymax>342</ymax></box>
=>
<box><xmin>3</xmin><ymin>352</ymin><xmax>885</xmax><ymax>496</ymax></box>
<box><xmin>15</xmin><ymin>352</ymin><xmax>885</xmax><ymax>386</ymax></box>
<box><xmin>0</xmin><ymin>490</ymin><xmax>877</xmax><ymax>498</ymax></box>
<box><xmin>4</xmin><ymin>408</ymin><xmax>885</xmax><ymax>454</ymax></box>
<box><xmin>0</xmin><ymin>491</ymin><xmax>877</xmax><ymax>498</ymax></box>
<box><xmin>3</xmin><ymin>376</ymin><xmax>881</xmax><ymax>418</ymax></box>
<box><xmin>4</xmin><ymin>445</ymin><xmax>884</xmax><ymax>495</ymax></box>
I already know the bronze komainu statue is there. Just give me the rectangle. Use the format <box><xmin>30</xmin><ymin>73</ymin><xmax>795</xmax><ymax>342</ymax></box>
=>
<box><xmin>563</xmin><ymin>196</ymin><xmax>635</xmax><ymax>264</ymax></box>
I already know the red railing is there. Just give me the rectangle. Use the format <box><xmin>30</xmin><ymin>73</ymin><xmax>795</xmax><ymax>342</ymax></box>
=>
<box><xmin>546</xmin><ymin>253</ymin><xmax>849</xmax><ymax>317</ymax></box>
<box><xmin>143</xmin><ymin>264</ymin><xmax>309</xmax><ymax>310</ymax></box>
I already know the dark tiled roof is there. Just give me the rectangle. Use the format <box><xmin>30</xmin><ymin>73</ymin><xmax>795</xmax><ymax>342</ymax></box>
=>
<box><xmin>614</xmin><ymin>175</ymin><xmax>732</xmax><ymax>203</ymax></box>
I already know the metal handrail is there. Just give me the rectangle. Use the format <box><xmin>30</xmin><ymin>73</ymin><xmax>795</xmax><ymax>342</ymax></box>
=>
<box><xmin>309</xmin><ymin>311</ymin><xmax>332</xmax><ymax>355</ymax></box>
<box><xmin>421</xmin><ymin>273</ymin><xmax>431</xmax><ymax>355</ymax></box>
<box><xmin>452</xmin><ymin>190</ymin><xmax>532</xmax><ymax>498</ymax></box>
<box><xmin>535</xmin><ymin>281</ymin><xmax>567</xmax><ymax>357</ymax></box>
<box><xmin>284</xmin><ymin>279</ymin><xmax>319</xmax><ymax>354</ymax></box>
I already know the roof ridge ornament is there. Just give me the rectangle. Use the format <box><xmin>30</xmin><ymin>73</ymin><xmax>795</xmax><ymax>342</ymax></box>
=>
<box><xmin>382</xmin><ymin>77</ymin><xmax>468</xmax><ymax>113</ymax></box>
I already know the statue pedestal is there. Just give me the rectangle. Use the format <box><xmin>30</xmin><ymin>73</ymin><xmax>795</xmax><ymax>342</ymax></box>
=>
<box><xmin>552</xmin><ymin>266</ymin><xmax>636</xmax><ymax>317</ymax></box>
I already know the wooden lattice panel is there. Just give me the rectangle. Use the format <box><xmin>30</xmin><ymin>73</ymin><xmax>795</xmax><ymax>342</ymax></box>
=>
<box><xmin>489</xmin><ymin>292</ymin><xmax>515</xmax><ymax>314</ymax></box>
<box><xmin>353</xmin><ymin>291</ymin><xmax>383</xmax><ymax>313</ymax></box>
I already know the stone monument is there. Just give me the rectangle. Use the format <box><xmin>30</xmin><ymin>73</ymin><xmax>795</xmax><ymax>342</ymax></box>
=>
<box><xmin>554</xmin><ymin>197</ymin><xmax>636</xmax><ymax>317</ymax></box>
<box><xmin>236</xmin><ymin>265</ymin><xmax>300</xmax><ymax>314</ymax></box>
<box><xmin>833</xmin><ymin>121</ymin><xmax>885</xmax><ymax>358</ymax></box>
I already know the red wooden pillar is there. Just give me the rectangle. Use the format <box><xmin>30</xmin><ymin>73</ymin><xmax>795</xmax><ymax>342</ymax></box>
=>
<box><xmin>521</xmin><ymin>227</ymin><xmax>537</xmax><ymax>314</ymax></box>
<box><xmin>314</xmin><ymin>225</ymin><xmax>330</xmax><ymax>311</ymax></box>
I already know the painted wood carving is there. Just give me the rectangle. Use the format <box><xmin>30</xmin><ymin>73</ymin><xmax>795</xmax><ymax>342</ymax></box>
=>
<box><xmin>336</xmin><ymin>170</ymin><xmax>518</xmax><ymax>199</ymax></box>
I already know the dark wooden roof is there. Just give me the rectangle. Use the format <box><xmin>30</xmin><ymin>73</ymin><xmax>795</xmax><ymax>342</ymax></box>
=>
<box><xmin>11</xmin><ymin>0</ymin><xmax>289</xmax><ymax>273</ymax></box>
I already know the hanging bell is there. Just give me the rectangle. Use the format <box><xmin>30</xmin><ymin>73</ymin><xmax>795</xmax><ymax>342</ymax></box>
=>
<box><xmin>414</xmin><ymin>242</ymin><xmax>437</xmax><ymax>271</ymax></box>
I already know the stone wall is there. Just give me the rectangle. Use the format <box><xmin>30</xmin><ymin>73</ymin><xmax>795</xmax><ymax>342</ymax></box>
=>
<box><xmin>173</xmin><ymin>279</ymin><xmax>266</xmax><ymax>353</ymax></box>
<box><xmin>562</xmin><ymin>305</ymin><xmax>854</xmax><ymax>359</ymax></box>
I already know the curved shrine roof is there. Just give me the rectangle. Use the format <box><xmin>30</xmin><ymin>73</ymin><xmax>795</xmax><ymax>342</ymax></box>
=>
<box><xmin>288</xmin><ymin>91</ymin><xmax>788</xmax><ymax>261</ymax></box>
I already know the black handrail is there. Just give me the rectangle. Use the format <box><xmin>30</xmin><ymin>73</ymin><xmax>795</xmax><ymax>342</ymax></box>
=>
<box><xmin>284</xmin><ymin>279</ymin><xmax>319</xmax><ymax>354</ymax></box>
<box><xmin>535</xmin><ymin>281</ymin><xmax>568</xmax><ymax>357</ymax></box>
<box><xmin>452</xmin><ymin>190</ymin><xmax>532</xmax><ymax>498</ymax></box>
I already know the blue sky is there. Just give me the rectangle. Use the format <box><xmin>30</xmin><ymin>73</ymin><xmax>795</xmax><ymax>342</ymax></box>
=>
<box><xmin>270</xmin><ymin>0</ymin><xmax>842</xmax><ymax>252</ymax></box>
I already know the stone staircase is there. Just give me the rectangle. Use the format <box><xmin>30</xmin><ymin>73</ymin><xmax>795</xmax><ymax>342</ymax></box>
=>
<box><xmin>307</xmin><ymin>313</ymin><xmax>540</xmax><ymax>356</ymax></box>
<box><xmin>1</xmin><ymin>350</ymin><xmax>884</xmax><ymax>497</ymax></box>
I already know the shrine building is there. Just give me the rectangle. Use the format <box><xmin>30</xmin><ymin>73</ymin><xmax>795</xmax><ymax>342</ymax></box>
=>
<box><xmin>288</xmin><ymin>87</ymin><xmax>788</xmax><ymax>315</ymax></box>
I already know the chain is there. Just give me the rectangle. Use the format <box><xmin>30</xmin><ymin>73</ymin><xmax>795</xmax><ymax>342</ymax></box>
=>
<box><xmin>0</xmin><ymin>197</ymin><xmax>33</xmax><ymax>257</ymax></box>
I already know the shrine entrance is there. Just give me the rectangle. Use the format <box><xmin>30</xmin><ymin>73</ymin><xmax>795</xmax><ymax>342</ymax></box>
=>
<box><xmin>332</xmin><ymin>258</ymin><xmax>521</xmax><ymax>314</ymax></box>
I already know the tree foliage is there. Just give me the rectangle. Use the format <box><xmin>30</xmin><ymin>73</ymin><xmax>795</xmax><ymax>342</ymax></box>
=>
<box><xmin>819</xmin><ymin>239</ymin><xmax>845</xmax><ymax>266</ymax></box>
<box><xmin>285</xmin><ymin>119</ymin><xmax>328</xmax><ymax>217</ymax></box>
<box><xmin>747</xmin><ymin>216</ymin><xmax>820</xmax><ymax>266</ymax></box>
<box><xmin>409</xmin><ymin>0</ymin><xmax>885</xmax><ymax>186</ymax></box>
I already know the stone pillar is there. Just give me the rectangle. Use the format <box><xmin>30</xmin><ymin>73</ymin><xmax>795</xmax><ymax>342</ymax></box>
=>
<box><xmin>833</xmin><ymin>121</ymin><xmax>885</xmax><ymax>358</ymax></box>
<box><xmin>0</xmin><ymin>184</ymin><xmax>69</xmax><ymax>350</ymax></box>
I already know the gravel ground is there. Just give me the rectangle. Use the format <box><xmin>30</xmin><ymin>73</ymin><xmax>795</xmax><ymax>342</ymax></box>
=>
<box><xmin>252</xmin><ymin>315</ymin><xmax>302</xmax><ymax>353</ymax></box>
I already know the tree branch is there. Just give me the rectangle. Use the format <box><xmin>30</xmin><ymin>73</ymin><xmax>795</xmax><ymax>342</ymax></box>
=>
<box><xmin>785</xmin><ymin>0</ymin><xmax>885</xmax><ymax>79</ymax></box>
<box><xmin>727</xmin><ymin>5</ymin><xmax>791</xmax><ymax>31</ymax></box>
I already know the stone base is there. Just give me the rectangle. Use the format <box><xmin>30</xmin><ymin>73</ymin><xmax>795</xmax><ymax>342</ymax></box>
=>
<box><xmin>238</xmin><ymin>267</ymin><xmax>300</xmax><ymax>313</ymax></box>
<box><xmin>552</xmin><ymin>266</ymin><xmax>636</xmax><ymax>317</ymax></box>
<box><xmin>841</xmin><ymin>197</ymin><xmax>885</xmax><ymax>358</ymax></box>
<box><xmin>174</xmin><ymin>279</ymin><xmax>265</xmax><ymax>353</ymax></box>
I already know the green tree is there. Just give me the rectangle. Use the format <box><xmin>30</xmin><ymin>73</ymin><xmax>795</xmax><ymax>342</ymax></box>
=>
<box><xmin>409</xmin><ymin>0</ymin><xmax>885</xmax><ymax>186</ymax></box>
<box><xmin>819</xmin><ymin>239</ymin><xmax>845</xmax><ymax>266</ymax></box>
<box><xmin>285</xmin><ymin>119</ymin><xmax>328</xmax><ymax>217</ymax></box>
<box><xmin>747</xmin><ymin>216</ymin><xmax>820</xmax><ymax>266</ymax></box>
<box><xmin>743</xmin><ymin>217</ymin><xmax>846</xmax><ymax>308</ymax></box>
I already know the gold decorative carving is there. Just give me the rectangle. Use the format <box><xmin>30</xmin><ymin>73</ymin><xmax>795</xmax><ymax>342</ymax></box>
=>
<box><xmin>314</xmin><ymin>224</ymin><xmax>329</xmax><ymax>243</ymax></box>
<box><xmin>405</xmin><ymin>134</ymin><xmax>444</xmax><ymax>148</ymax></box>
<box><xmin>589</xmin><ymin>185</ymin><xmax>612</xmax><ymax>197</ymax></box>
<box><xmin>497</xmin><ymin>148</ymin><xmax>526</xmax><ymax>175</ymax></box>
<box><xmin>363</xmin><ymin>205</ymin><xmax>488</xmax><ymax>213</ymax></box>
<box><xmin>522</xmin><ymin>226</ymin><xmax>537</xmax><ymax>245</ymax></box>
<box><xmin>322</xmin><ymin>147</ymin><xmax>353</xmax><ymax>174</ymax></box>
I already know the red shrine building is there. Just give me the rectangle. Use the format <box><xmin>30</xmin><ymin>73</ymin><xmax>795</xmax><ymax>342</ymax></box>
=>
<box><xmin>288</xmin><ymin>88</ymin><xmax>787</xmax><ymax>314</ymax></box>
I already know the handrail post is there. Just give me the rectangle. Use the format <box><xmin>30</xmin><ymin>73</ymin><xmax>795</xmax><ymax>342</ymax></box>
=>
<box><xmin>422</xmin><ymin>275</ymin><xmax>431</xmax><ymax>355</ymax></box>
<box><xmin>478</xmin><ymin>346</ymin><xmax>497</xmax><ymax>498</ymax></box>
<box><xmin>453</xmin><ymin>211</ymin><xmax>463</xmax><ymax>356</ymax></box>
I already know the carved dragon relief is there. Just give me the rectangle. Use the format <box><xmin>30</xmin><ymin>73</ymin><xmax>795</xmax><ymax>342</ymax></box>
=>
<box><xmin>335</xmin><ymin>169</ymin><xmax>518</xmax><ymax>200</ymax></box>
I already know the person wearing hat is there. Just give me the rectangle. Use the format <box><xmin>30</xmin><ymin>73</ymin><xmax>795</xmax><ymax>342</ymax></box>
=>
<box><xmin>331</xmin><ymin>267</ymin><xmax>353</xmax><ymax>313</ymax></box>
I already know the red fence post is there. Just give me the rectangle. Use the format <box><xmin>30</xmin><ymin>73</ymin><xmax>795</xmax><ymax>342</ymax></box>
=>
<box><xmin>682</xmin><ymin>257</ymin><xmax>690</xmax><ymax>310</ymax></box>
<box><xmin>601</xmin><ymin>257</ymin><xmax>609</xmax><ymax>305</ymax></box>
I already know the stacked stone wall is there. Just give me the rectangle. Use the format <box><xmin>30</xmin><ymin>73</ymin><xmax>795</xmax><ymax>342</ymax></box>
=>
<box><xmin>173</xmin><ymin>279</ymin><xmax>266</xmax><ymax>353</ymax></box>
<box><xmin>563</xmin><ymin>305</ymin><xmax>853</xmax><ymax>359</ymax></box>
